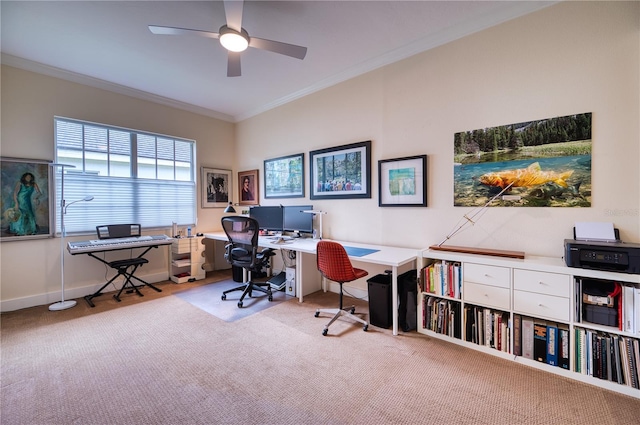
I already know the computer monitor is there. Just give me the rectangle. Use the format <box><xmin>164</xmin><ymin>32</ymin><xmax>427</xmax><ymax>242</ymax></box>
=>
<box><xmin>249</xmin><ymin>206</ymin><xmax>283</xmax><ymax>232</ymax></box>
<box><xmin>283</xmin><ymin>205</ymin><xmax>314</xmax><ymax>234</ymax></box>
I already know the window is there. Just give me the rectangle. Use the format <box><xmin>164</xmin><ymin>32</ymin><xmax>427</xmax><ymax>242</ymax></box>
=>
<box><xmin>54</xmin><ymin>117</ymin><xmax>196</xmax><ymax>235</ymax></box>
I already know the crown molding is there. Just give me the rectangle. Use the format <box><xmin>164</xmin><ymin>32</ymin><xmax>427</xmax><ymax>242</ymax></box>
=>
<box><xmin>1</xmin><ymin>53</ymin><xmax>235</xmax><ymax>123</ymax></box>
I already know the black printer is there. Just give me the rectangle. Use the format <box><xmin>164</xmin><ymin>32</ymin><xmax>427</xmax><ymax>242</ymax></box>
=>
<box><xmin>564</xmin><ymin>239</ymin><xmax>640</xmax><ymax>274</ymax></box>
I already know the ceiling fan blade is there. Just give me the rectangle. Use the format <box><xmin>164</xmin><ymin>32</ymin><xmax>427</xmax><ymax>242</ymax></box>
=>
<box><xmin>224</xmin><ymin>0</ymin><xmax>244</xmax><ymax>32</ymax></box>
<box><xmin>227</xmin><ymin>51</ymin><xmax>242</xmax><ymax>77</ymax></box>
<box><xmin>148</xmin><ymin>25</ymin><xmax>219</xmax><ymax>40</ymax></box>
<box><xmin>249</xmin><ymin>37</ymin><xmax>307</xmax><ymax>60</ymax></box>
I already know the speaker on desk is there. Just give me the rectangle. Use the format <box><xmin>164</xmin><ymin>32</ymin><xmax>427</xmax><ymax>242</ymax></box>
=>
<box><xmin>367</xmin><ymin>273</ymin><xmax>392</xmax><ymax>329</ymax></box>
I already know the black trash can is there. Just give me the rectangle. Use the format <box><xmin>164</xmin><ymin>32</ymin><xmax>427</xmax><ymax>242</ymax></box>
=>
<box><xmin>398</xmin><ymin>270</ymin><xmax>418</xmax><ymax>332</ymax></box>
<box><xmin>367</xmin><ymin>273</ymin><xmax>392</xmax><ymax>329</ymax></box>
<box><xmin>232</xmin><ymin>265</ymin><xmax>244</xmax><ymax>282</ymax></box>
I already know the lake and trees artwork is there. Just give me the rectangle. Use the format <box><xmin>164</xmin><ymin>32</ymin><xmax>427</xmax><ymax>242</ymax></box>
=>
<box><xmin>453</xmin><ymin>113</ymin><xmax>592</xmax><ymax>207</ymax></box>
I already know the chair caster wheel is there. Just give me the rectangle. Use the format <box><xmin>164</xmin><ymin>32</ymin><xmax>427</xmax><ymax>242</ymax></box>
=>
<box><xmin>322</xmin><ymin>329</ymin><xmax>328</xmax><ymax>336</ymax></box>
<box><xmin>363</xmin><ymin>324</ymin><xmax>368</xmax><ymax>332</ymax></box>
<box><xmin>221</xmin><ymin>294</ymin><xmax>226</xmax><ymax>300</ymax></box>
<box><xmin>237</xmin><ymin>301</ymin><xmax>243</xmax><ymax>308</ymax></box>
<box><xmin>268</xmin><ymin>296</ymin><xmax>273</xmax><ymax>302</ymax></box>
<box><xmin>350</xmin><ymin>307</ymin><xmax>355</xmax><ymax>314</ymax></box>
<box><xmin>314</xmin><ymin>311</ymin><xmax>320</xmax><ymax>318</ymax></box>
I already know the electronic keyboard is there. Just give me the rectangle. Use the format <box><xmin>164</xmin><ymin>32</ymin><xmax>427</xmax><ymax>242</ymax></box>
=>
<box><xmin>68</xmin><ymin>235</ymin><xmax>172</xmax><ymax>254</ymax></box>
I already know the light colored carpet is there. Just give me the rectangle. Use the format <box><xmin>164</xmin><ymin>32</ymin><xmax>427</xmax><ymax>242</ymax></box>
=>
<box><xmin>1</xmin><ymin>271</ymin><xmax>639</xmax><ymax>425</ymax></box>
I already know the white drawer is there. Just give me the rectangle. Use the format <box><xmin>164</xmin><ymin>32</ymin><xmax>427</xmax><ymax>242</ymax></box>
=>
<box><xmin>513</xmin><ymin>290</ymin><xmax>570</xmax><ymax>322</ymax></box>
<box><xmin>513</xmin><ymin>269</ymin><xmax>571</xmax><ymax>298</ymax></box>
<box><xmin>464</xmin><ymin>263</ymin><xmax>510</xmax><ymax>289</ymax></box>
<box><xmin>464</xmin><ymin>281</ymin><xmax>511</xmax><ymax>310</ymax></box>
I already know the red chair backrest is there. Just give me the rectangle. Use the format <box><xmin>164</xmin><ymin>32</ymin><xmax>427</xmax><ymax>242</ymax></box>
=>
<box><xmin>316</xmin><ymin>241</ymin><xmax>361</xmax><ymax>283</ymax></box>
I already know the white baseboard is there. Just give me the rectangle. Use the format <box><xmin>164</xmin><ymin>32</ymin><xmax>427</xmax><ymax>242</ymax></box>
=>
<box><xmin>0</xmin><ymin>271</ymin><xmax>169</xmax><ymax>313</ymax></box>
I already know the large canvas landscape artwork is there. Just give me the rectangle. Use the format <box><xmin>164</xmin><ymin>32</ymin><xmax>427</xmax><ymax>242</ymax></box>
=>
<box><xmin>453</xmin><ymin>113</ymin><xmax>592</xmax><ymax>207</ymax></box>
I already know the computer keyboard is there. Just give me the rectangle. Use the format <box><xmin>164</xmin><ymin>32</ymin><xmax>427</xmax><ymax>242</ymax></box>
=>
<box><xmin>267</xmin><ymin>236</ymin><xmax>292</xmax><ymax>241</ymax></box>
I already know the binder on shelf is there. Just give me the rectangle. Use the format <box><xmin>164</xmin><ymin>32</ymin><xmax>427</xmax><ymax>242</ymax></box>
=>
<box><xmin>546</xmin><ymin>325</ymin><xmax>558</xmax><ymax>366</ymax></box>
<box><xmin>559</xmin><ymin>327</ymin><xmax>570</xmax><ymax>370</ymax></box>
<box><xmin>534</xmin><ymin>322</ymin><xmax>547</xmax><ymax>363</ymax></box>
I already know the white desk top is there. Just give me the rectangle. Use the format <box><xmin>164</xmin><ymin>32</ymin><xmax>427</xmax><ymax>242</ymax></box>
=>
<box><xmin>204</xmin><ymin>231</ymin><xmax>417</xmax><ymax>266</ymax></box>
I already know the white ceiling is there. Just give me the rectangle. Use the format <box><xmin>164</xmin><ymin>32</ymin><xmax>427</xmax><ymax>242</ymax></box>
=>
<box><xmin>1</xmin><ymin>1</ymin><xmax>554</xmax><ymax>122</ymax></box>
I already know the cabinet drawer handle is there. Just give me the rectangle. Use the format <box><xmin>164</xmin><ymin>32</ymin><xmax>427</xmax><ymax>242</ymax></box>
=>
<box><xmin>538</xmin><ymin>281</ymin><xmax>547</xmax><ymax>286</ymax></box>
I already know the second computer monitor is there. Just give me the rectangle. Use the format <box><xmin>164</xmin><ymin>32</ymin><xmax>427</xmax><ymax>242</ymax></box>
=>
<box><xmin>283</xmin><ymin>205</ymin><xmax>313</xmax><ymax>234</ymax></box>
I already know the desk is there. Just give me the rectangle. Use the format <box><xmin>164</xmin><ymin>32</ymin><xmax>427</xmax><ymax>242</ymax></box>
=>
<box><xmin>204</xmin><ymin>232</ymin><xmax>416</xmax><ymax>335</ymax></box>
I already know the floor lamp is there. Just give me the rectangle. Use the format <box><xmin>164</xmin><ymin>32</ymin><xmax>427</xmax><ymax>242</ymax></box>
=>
<box><xmin>49</xmin><ymin>163</ymin><xmax>94</xmax><ymax>311</ymax></box>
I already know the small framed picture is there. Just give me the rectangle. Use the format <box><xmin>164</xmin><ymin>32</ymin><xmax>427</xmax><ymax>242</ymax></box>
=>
<box><xmin>238</xmin><ymin>169</ymin><xmax>259</xmax><ymax>206</ymax></box>
<box><xmin>202</xmin><ymin>167</ymin><xmax>231</xmax><ymax>208</ymax></box>
<box><xmin>309</xmin><ymin>141</ymin><xmax>371</xmax><ymax>200</ymax></box>
<box><xmin>378</xmin><ymin>155</ymin><xmax>427</xmax><ymax>207</ymax></box>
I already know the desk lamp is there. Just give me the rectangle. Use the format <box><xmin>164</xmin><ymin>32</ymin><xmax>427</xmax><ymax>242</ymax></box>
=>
<box><xmin>302</xmin><ymin>210</ymin><xmax>327</xmax><ymax>239</ymax></box>
<box><xmin>224</xmin><ymin>202</ymin><xmax>236</xmax><ymax>213</ymax></box>
<box><xmin>49</xmin><ymin>163</ymin><xmax>94</xmax><ymax>311</ymax></box>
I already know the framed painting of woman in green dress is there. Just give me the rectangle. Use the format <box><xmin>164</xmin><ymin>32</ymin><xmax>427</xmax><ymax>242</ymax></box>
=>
<box><xmin>1</xmin><ymin>157</ymin><xmax>53</xmax><ymax>241</ymax></box>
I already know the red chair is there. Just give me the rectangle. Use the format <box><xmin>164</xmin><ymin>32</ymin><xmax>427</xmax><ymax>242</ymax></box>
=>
<box><xmin>314</xmin><ymin>240</ymin><xmax>369</xmax><ymax>336</ymax></box>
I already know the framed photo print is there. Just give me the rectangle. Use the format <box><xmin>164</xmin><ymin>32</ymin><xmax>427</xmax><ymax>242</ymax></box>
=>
<box><xmin>202</xmin><ymin>167</ymin><xmax>231</xmax><ymax>208</ymax></box>
<box><xmin>238</xmin><ymin>169</ymin><xmax>259</xmax><ymax>205</ymax></box>
<box><xmin>309</xmin><ymin>140</ymin><xmax>371</xmax><ymax>200</ymax></box>
<box><xmin>1</xmin><ymin>157</ymin><xmax>53</xmax><ymax>241</ymax></box>
<box><xmin>264</xmin><ymin>153</ymin><xmax>304</xmax><ymax>199</ymax></box>
<box><xmin>378</xmin><ymin>155</ymin><xmax>427</xmax><ymax>207</ymax></box>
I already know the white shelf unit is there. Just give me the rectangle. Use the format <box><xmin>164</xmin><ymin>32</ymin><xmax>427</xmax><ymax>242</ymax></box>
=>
<box><xmin>171</xmin><ymin>236</ymin><xmax>206</xmax><ymax>284</ymax></box>
<box><xmin>417</xmin><ymin>249</ymin><xmax>640</xmax><ymax>399</ymax></box>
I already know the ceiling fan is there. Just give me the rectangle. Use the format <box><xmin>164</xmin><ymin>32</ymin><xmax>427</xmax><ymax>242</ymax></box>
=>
<box><xmin>148</xmin><ymin>0</ymin><xmax>307</xmax><ymax>77</ymax></box>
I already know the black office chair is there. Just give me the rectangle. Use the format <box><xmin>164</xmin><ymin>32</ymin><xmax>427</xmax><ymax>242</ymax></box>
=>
<box><xmin>221</xmin><ymin>216</ymin><xmax>276</xmax><ymax>308</ymax></box>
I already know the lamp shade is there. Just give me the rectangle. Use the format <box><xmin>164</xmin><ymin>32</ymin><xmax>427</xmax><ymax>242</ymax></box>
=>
<box><xmin>224</xmin><ymin>202</ymin><xmax>236</xmax><ymax>213</ymax></box>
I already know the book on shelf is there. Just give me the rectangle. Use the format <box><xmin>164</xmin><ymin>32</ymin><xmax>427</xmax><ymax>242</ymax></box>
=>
<box><xmin>623</xmin><ymin>285</ymin><xmax>635</xmax><ymax>334</ymax></box>
<box><xmin>522</xmin><ymin>317</ymin><xmax>534</xmax><ymax>360</ymax></box>
<box><xmin>626</xmin><ymin>337</ymin><xmax>639</xmax><ymax>389</ymax></box>
<box><xmin>559</xmin><ymin>327</ymin><xmax>570</xmax><ymax>370</ymax></box>
<box><xmin>513</xmin><ymin>314</ymin><xmax>522</xmax><ymax>357</ymax></box>
<box><xmin>613</xmin><ymin>335</ymin><xmax>622</xmax><ymax>384</ymax></box>
<box><xmin>636</xmin><ymin>287</ymin><xmax>640</xmax><ymax>336</ymax></box>
<box><xmin>484</xmin><ymin>309</ymin><xmax>493</xmax><ymax>348</ymax></box>
<box><xmin>634</xmin><ymin>339</ymin><xmax>640</xmax><ymax>387</ymax></box>
<box><xmin>465</xmin><ymin>306</ymin><xmax>474</xmax><ymax>343</ymax></box>
<box><xmin>546</xmin><ymin>325</ymin><xmax>558</xmax><ymax>367</ymax></box>
<box><xmin>606</xmin><ymin>336</ymin><xmax>613</xmax><ymax>382</ymax></box>
<box><xmin>534</xmin><ymin>322</ymin><xmax>547</xmax><ymax>363</ymax></box>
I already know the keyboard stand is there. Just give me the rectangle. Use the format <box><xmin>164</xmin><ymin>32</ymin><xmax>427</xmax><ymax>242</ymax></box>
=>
<box><xmin>83</xmin><ymin>246</ymin><xmax>162</xmax><ymax>307</ymax></box>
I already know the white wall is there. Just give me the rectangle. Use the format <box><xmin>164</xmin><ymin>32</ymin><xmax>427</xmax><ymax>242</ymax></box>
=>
<box><xmin>0</xmin><ymin>67</ymin><xmax>235</xmax><ymax>310</ymax></box>
<box><xmin>1</xmin><ymin>1</ymin><xmax>639</xmax><ymax>311</ymax></box>
<box><xmin>235</xmin><ymin>1</ymin><xmax>640</xmax><ymax>256</ymax></box>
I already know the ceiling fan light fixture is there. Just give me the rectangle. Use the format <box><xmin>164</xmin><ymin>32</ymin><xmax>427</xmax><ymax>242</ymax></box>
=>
<box><xmin>219</xmin><ymin>26</ymin><xmax>249</xmax><ymax>52</ymax></box>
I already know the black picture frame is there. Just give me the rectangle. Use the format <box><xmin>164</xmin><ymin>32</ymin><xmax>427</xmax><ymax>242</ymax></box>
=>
<box><xmin>309</xmin><ymin>140</ymin><xmax>371</xmax><ymax>200</ymax></box>
<box><xmin>378</xmin><ymin>155</ymin><xmax>427</xmax><ymax>207</ymax></box>
<box><xmin>264</xmin><ymin>153</ymin><xmax>304</xmax><ymax>199</ymax></box>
